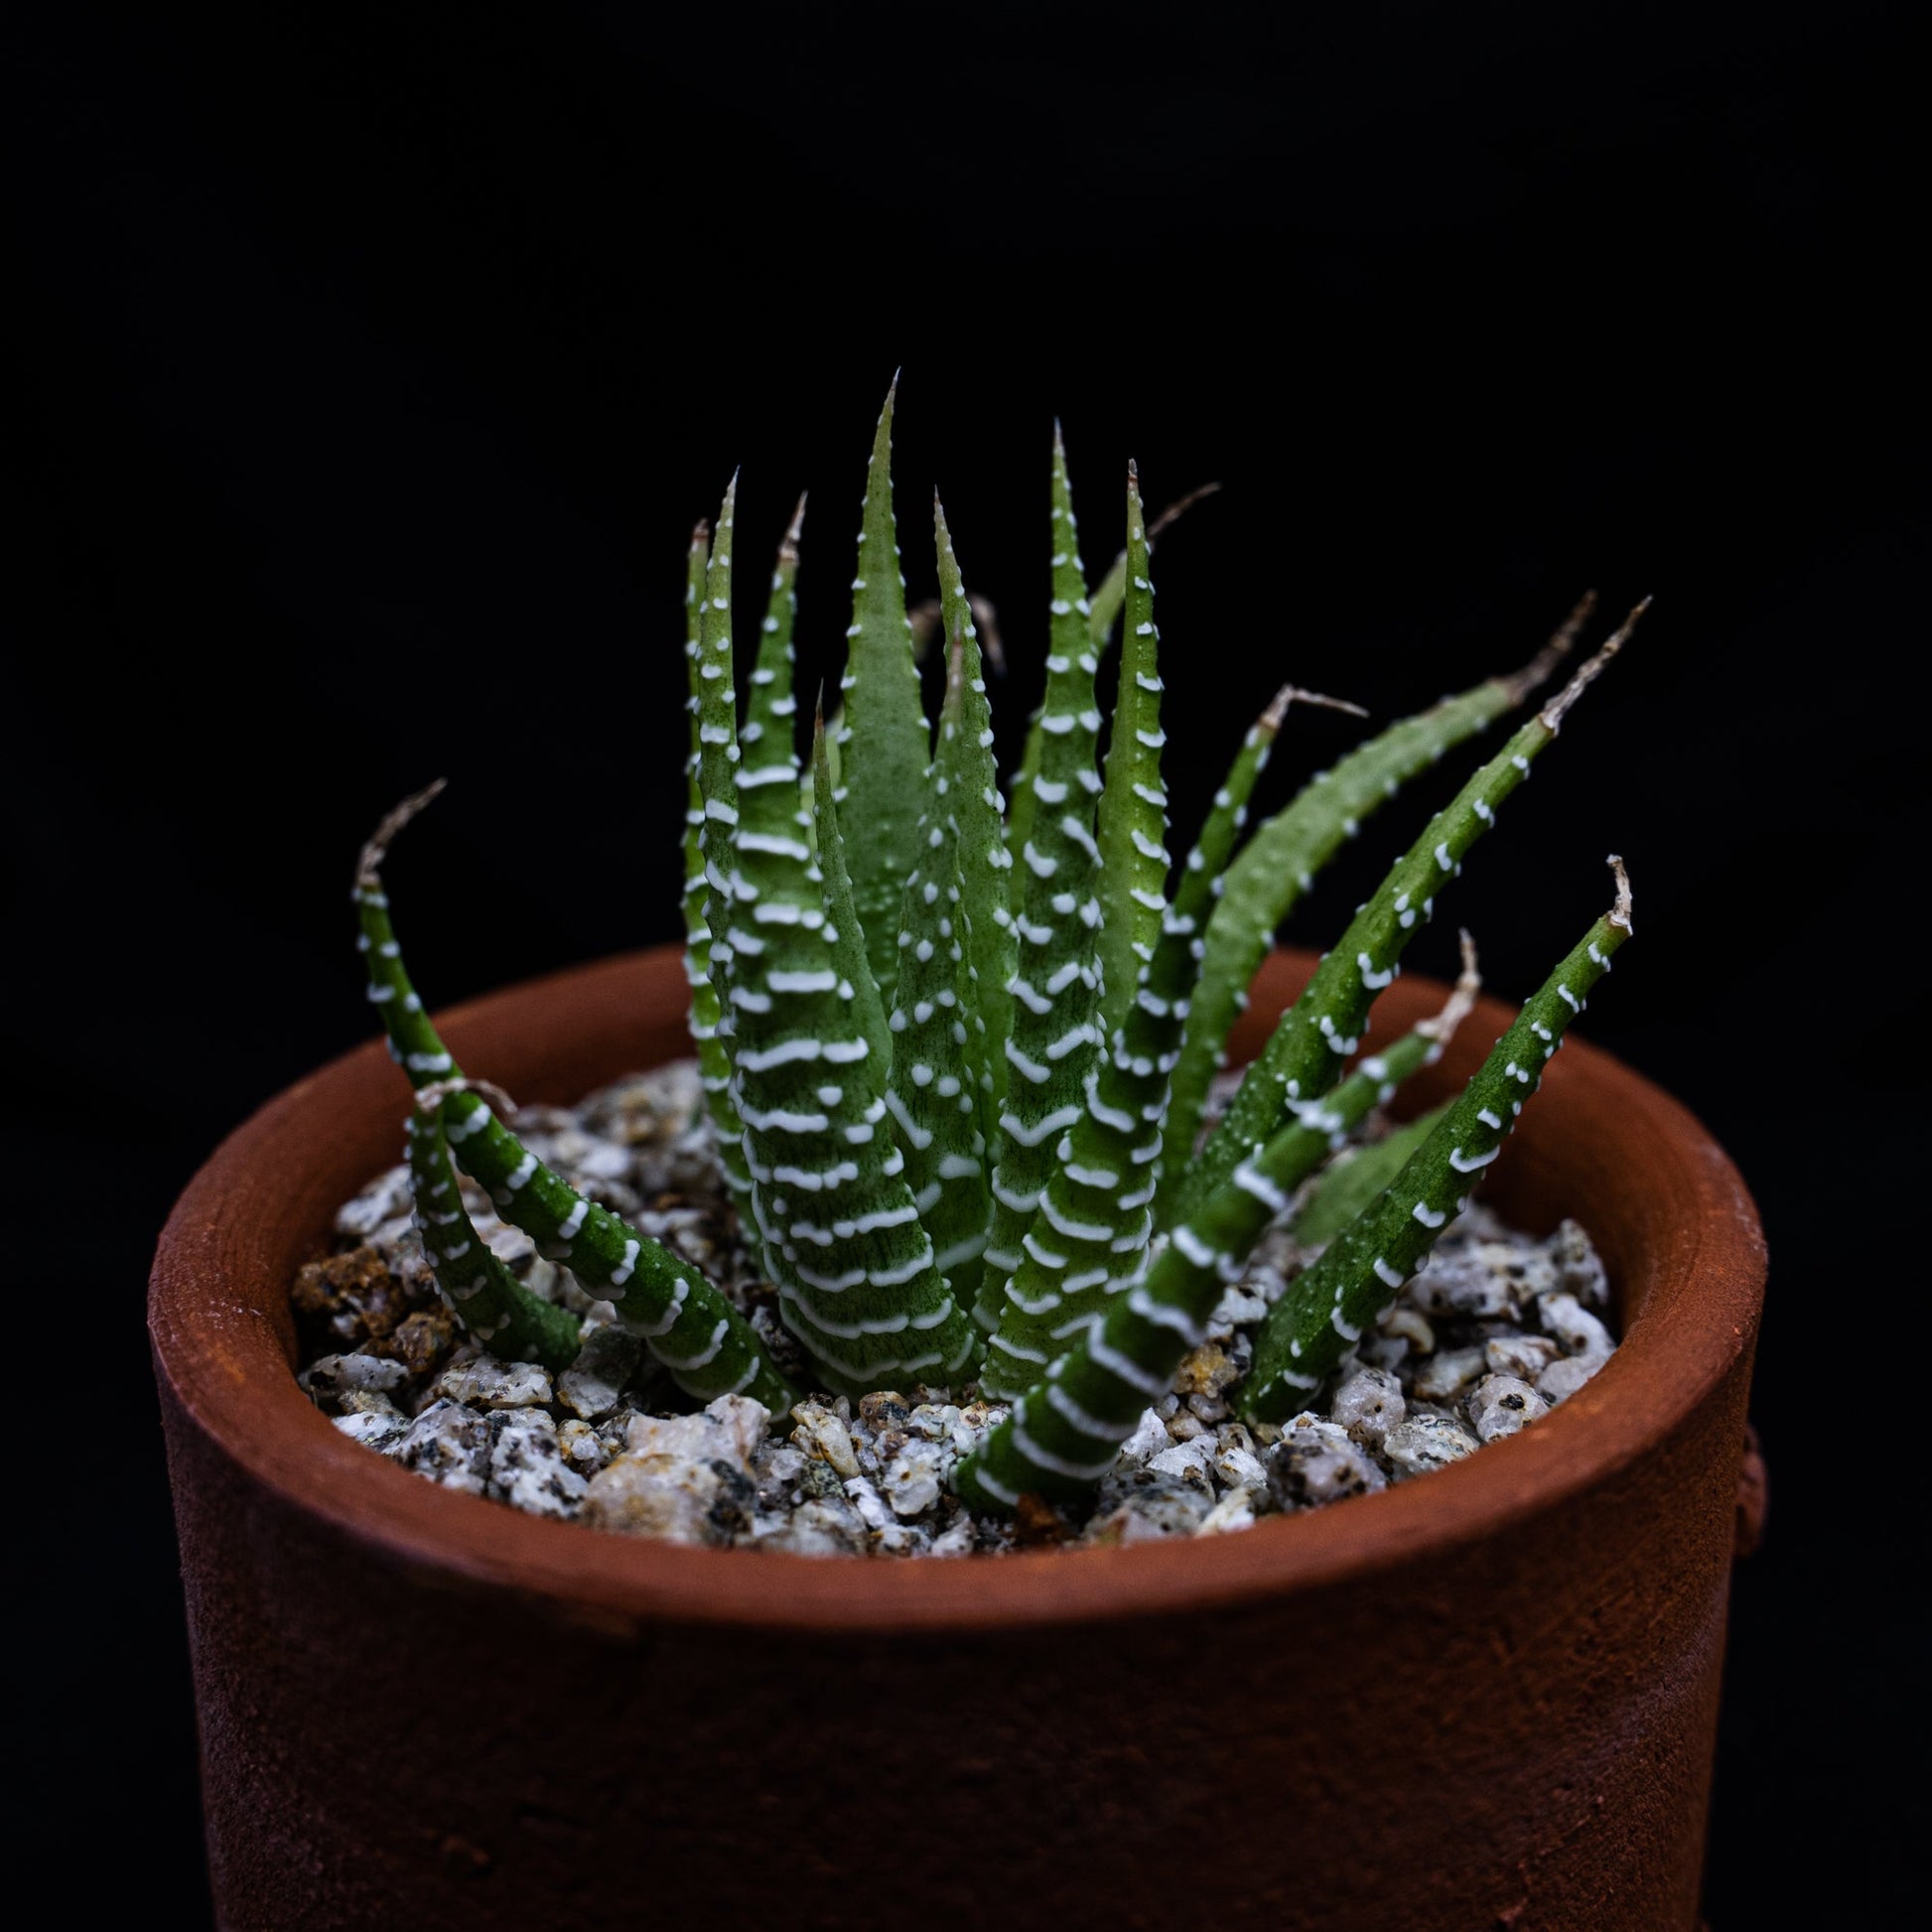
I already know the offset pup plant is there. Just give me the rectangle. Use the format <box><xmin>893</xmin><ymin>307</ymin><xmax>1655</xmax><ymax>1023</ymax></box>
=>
<box><xmin>352</xmin><ymin>382</ymin><xmax>1643</xmax><ymax>1519</ymax></box>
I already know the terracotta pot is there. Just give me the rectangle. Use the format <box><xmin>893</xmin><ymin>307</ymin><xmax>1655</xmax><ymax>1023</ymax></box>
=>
<box><xmin>151</xmin><ymin>944</ymin><xmax>1764</xmax><ymax>1931</ymax></box>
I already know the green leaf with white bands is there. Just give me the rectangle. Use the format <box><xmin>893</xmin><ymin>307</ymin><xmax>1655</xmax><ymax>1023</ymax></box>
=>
<box><xmin>743</xmin><ymin>491</ymin><xmax>806</xmax><ymax>771</ymax></box>
<box><xmin>933</xmin><ymin>493</ymin><xmax>1016</xmax><ymax>1131</ymax></box>
<box><xmin>980</xmin><ymin>470</ymin><xmax>1185</xmax><ymax>1394</ymax></box>
<box><xmin>1092</xmin><ymin>463</ymin><xmax>1172</xmax><ymax>1041</ymax></box>
<box><xmin>404</xmin><ymin>1098</ymin><xmax>583</xmax><ymax>1371</ymax></box>
<box><xmin>975</xmin><ymin>427</ymin><xmax>1108</xmax><ymax>1340</ymax></box>
<box><xmin>835</xmin><ymin>379</ymin><xmax>929</xmax><ymax>1007</ymax></box>
<box><xmin>1159</xmin><ymin>592</ymin><xmax>1597</xmax><ymax>1227</ymax></box>
<box><xmin>353</xmin><ymin>822</ymin><xmax>796</xmax><ymax>1412</ymax></box>
<box><xmin>883</xmin><ymin>642</ymin><xmax>994</xmax><ymax>1324</ymax></box>
<box><xmin>1244</xmin><ymin>864</ymin><xmax>1632</xmax><ymax>1421</ymax></box>
<box><xmin>954</xmin><ymin>996</ymin><xmax>1470</xmax><ymax>1507</ymax></box>
<box><xmin>679</xmin><ymin>518</ymin><xmax>752</xmax><ymax>1211</ymax></box>
<box><xmin>1176</xmin><ymin>608</ymin><xmax>1637</xmax><ymax>1222</ymax></box>
<box><xmin>694</xmin><ymin>474</ymin><xmax>747</xmax><ymax>1021</ymax></box>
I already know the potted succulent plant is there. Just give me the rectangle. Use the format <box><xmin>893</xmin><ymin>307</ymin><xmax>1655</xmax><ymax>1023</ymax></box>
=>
<box><xmin>151</xmin><ymin>386</ymin><xmax>1763</xmax><ymax>1930</ymax></box>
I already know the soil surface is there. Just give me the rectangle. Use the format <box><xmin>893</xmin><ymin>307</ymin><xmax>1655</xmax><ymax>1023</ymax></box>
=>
<box><xmin>295</xmin><ymin>1061</ymin><xmax>1616</xmax><ymax>1556</ymax></box>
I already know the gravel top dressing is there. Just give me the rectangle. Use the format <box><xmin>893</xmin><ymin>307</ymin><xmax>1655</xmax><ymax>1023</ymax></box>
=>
<box><xmin>295</xmin><ymin>1061</ymin><xmax>1616</xmax><ymax>1556</ymax></box>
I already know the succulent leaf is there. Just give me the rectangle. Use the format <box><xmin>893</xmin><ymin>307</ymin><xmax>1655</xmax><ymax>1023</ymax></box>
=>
<box><xmin>405</xmin><ymin>1100</ymin><xmax>583</xmax><ymax>1371</ymax></box>
<box><xmin>882</xmin><ymin>645</ymin><xmax>994</xmax><ymax>1317</ymax></box>
<box><xmin>743</xmin><ymin>492</ymin><xmax>806</xmax><ymax>761</ymax></box>
<box><xmin>1243</xmin><ymin>865</ymin><xmax>1633</xmax><ymax>1421</ymax></box>
<box><xmin>835</xmin><ymin>381</ymin><xmax>930</xmax><ymax>1006</ymax></box>
<box><xmin>975</xmin><ymin>428</ymin><xmax>1109</xmax><ymax>1350</ymax></box>
<box><xmin>933</xmin><ymin>494</ymin><xmax>1017</xmax><ymax>1129</ymax></box>
<box><xmin>1289</xmin><ymin>1101</ymin><xmax>1448</xmax><ymax>1250</ymax></box>
<box><xmin>679</xmin><ymin>518</ymin><xmax>753</xmax><ymax>1210</ymax></box>
<box><xmin>353</xmin><ymin>828</ymin><xmax>796</xmax><ymax>1410</ymax></box>
<box><xmin>1092</xmin><ymin>464</ymin><xmax>1173</xmax><ymax>1040</ymax></box>
<box><xmin>694</xmin><ymin>475</ymin><xmax>747</xmax><ymax>1009</ymax></box>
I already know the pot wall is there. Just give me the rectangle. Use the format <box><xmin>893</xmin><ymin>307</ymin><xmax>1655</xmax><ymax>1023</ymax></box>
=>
<box><xmin>152</xmin><ymin>947</ymin><xmax>1764</xmax><ymax>1931</ymax></box>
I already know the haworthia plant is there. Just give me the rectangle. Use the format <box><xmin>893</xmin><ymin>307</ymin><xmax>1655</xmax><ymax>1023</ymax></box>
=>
<box><xmin>347</xmin><ymin>386</ymin><xmax>1643</xmax><ymax>1516</ymax></box>
<box><xmin>680</xmin><ymin>518</ymin><xmax>752</xmax><ymax>1213</ymax></box>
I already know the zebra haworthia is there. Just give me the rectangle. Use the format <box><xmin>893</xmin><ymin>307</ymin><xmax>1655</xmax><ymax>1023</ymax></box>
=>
<box><xmin>345</xmin><ymin>388</ymin><xmax>1647</xmax><ymax>1519</ymax></box>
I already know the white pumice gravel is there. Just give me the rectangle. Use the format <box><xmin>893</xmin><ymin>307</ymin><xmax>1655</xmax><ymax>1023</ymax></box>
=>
<box><xmin>1466</xmin><ymin>1373</ymin><xmax>1551</xmax><ymax>1442</ymax></box>
<box><xmin>295</xmin><ymin>1060</ymin><xmax>1619</xmax><ymax>1555</ymax></box>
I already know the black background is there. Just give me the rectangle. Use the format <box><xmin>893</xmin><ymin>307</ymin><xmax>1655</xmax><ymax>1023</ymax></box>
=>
<box><xmin>6</xmin><ymin>2</ymin><xmax>1923</xmax><ymax>1921</ymax></box>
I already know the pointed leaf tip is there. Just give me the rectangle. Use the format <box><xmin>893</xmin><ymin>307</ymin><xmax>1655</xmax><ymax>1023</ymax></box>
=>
<box><xmin>1501</xmin><ymin>589</ymin><xmax>1599</xmax><ymax>703</ymax></box>
<box><xmin>356</xmin><ymin>778</ymin><xmax>448</xmax><ymax>890</ymax></box>
<box><xmin>1268</xmin><ymin>685</ymin><xmax>1370</xmax><ymax>731</ymax></box>
<box><xmin>1539</xmin><ymin>596</ymin><xmax>1647</xmax><ymax>730</ymax></box>
<box><xmin>1608</xmin><ymin>855</ymin><xmax>1634</xmax><ymax>931</ymax></box>
<box><xmin>1145</xmin><ymin>480</ymin><xmax>1221</xmax><ymax>543</ymax></box>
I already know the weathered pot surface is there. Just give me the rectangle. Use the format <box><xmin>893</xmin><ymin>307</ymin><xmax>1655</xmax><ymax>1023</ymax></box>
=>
<box><xmin>151</xmin><ymin>944</ymin><xmax>1765</xmax><ymax>1931</ymax></box>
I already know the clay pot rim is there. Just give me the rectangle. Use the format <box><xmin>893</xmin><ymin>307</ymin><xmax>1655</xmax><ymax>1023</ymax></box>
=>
<box><xmin>150</xmin><ymin>944</ymin><xmax>1764</xmax><ymax>1637</ymax></box>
